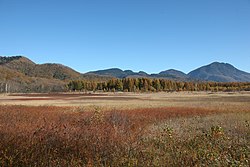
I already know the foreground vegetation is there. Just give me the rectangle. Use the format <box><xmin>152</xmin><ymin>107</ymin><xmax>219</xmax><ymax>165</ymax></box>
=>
<box><xmin>0</xmin><ymin>105</ymin><xmax>249</xmax><ymax>166</ymax></box>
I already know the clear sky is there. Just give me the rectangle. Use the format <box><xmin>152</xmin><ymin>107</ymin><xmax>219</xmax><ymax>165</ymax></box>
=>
<box><xmin>0</xmin><ymin>0</ymin><xmax>250</xmax><ymax>74</ymax></box>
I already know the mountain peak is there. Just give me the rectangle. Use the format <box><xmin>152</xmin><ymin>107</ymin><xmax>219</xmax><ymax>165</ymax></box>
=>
<box><xmin>157</xmin><ymin>69</ymin><xmax>187</xmax><ymax>80</ymax></box>
<box><xmin>0</xmin><ymin>55</ymin><xmax>22</xmax><ymax>64</ymax></box>
<box><xmin>0</xmin><ymin>55</ymin><xmax>36</xmax><ymax>65</ymax></box>
<box><xmin>87</xmin><ymin>68</ymin><xmax>128</xmax><ymax>78</ymax></box>
<box><xmin>188</xmin><ymin>62</ymin><xmax>250</xmax><ymax>82</ymax></box>
<box><xmin>209</xmin><ymin>61</ymin><xmax>234</xmax><ymax>67</ymax></box>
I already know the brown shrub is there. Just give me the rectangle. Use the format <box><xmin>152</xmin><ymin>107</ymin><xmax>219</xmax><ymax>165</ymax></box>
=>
<box><xmin>0</xmin><ymin>105</ymin><xmax>249</xmax><ymax>166</ymax></box>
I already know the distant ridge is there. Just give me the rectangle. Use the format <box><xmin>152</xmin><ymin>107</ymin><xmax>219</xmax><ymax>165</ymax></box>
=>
<box><xmin>0</xmin><ymin>55</ymin><xmax>250</xmax><ymax>92</ymax></box>
<box><xmin>87</xmin><ymin>63</ymin><xmax>250</xmax><ymax>82</ymax></box>
<box><xmin>87</xmin><ymin>68</ymin><xmax>189</xmax><ymax>80</ymax></box>
<box><xmin>152</xmin><ymin>69</ymin><xmax>188</xmax><ymax>80</ymax></box>
<box><xmin>87</xmin><ymin>68</ymin><xmax>136</xmax><ymax>78</ymax></box>
<box><xmin>188</xmin><ymin>62</ymin><xmax>250</xmax><ymax>82</ymax></box>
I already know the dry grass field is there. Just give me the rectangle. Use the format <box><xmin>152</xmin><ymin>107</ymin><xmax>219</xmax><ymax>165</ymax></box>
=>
<box><xmin>1</xmin><ymin>91</ymin><xmax>250</xmax><ymax>111</ymax></box>
<box><xmin>0</xmin><ymin>92</ymin><xmax>250</xmax><ymax>166</ymax></box>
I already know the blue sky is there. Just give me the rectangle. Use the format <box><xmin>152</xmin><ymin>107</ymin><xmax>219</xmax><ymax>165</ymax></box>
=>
<box><xmin>0</xmin><ymin>0</ymin><xmax>250</xmax><ymax>74</ymax></box>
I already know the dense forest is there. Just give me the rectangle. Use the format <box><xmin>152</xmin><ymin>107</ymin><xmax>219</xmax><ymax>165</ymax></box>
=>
<box><xmin>67</xmin><ymin>78</ymin><xmax>250</xmax><ymax>92</ymax></box>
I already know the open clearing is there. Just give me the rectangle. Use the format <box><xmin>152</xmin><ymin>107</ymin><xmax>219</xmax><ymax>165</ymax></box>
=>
<box><xmin>1</xmin><ymin>92</ymin><xmax>250</xmax><ymax>111</ymax></box>
<box><xmin>0</xmin><ymin>92</ymin><xmax>250</xmax><ymax>166</ymax></box>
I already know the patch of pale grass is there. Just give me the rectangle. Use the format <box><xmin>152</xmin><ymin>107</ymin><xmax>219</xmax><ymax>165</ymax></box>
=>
<box><xmin>153</xmin><ymin>112</ymin><xmax>250</xmax><ymax>141</ymax></box>
<box><xmin>0</xmin><ymin>92</ymin><xmax>250</xmax><ymax>113</ymax></box>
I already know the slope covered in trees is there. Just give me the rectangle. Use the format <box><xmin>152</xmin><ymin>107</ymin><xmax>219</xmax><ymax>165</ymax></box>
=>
<box><xmin>0</xmin><ymin>56</ymin><xmax>111</xmax><ymax>93</ymax></box>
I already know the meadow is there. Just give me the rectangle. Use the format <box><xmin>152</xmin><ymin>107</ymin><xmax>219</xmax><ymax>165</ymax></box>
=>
<box><xmin>0</xmin><ymin>92</ymin><xmax>249</xmax><ymax>166</ymax></box>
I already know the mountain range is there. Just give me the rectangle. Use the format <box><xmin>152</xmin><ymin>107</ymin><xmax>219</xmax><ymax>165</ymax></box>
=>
<box><xmin>87</xmin><ymin>62</ymin><xmax>250</xmax><ymax>82</ymax></box>
<box><xmin>0</xmin><ymin>55</ymin><xmax>250</xmax><ymax>92</ymax></box>
<box><xmin>86</xmin><ymin>68</ymin><xmax>189</xmax><ymax>80</ymax></box>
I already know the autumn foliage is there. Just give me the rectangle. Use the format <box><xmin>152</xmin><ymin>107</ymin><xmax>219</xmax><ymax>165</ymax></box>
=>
<box><xmin>0</xmin><ymin>106</ymin><xmax>249</xmax><ymax>166</ymax></box>
<box><xmin>68</xmin><ymin>78</ymin><xmax>250</xmax><ymax>92</ymax></box>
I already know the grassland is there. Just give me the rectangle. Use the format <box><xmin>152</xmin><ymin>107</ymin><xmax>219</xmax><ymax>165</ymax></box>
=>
<box><xmin>0</xmin><ymin>92</ymin><xmax>250</xmax><ymax>166</ymax></box>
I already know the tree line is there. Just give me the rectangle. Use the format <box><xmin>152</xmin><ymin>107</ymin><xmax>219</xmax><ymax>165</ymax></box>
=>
<box><xmin>67</xmin><ymin>78</ymin><xmax>250</xmax><ymax>92</ymax></box>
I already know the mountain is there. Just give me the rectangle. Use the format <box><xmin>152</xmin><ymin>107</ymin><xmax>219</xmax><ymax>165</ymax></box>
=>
<box><xmin>0</xmin><ymin>56</ymin><xmax>82</xmax><ymax>80</ymax></box>
<box><xmin>152</xmin><ymin>69</ymin><xmax>188</xmax><ymax>80</ymax></box>
<box><xmin>87</xmin><ymin>63</ymin><xmax>250</xmax><ymax>82</ymax></box>
<box><xmin>87</xmin><ymin>68</ymin><xmax>189</xmax><ymax>80</ymax></box>
<box><xmin>0</xmin><ymin>56</ymin><xmax>110</xmax><ymax>92</ymax></box>
<box><xmin>87</xmin><ymin>68</ymin><xmax>149</xmax><ymax>78</ymax></box>
<box><xmin>188</xmin><ymin>62</ymin><xmax>250</xmax><ymax>82</ymax></box>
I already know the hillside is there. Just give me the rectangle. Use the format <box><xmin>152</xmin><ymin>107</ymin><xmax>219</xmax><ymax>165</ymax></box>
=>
<box><xmin>0</xmin><ymin>56</ymin><xmax>110</xmax><ymax>93</ymax></box>
<box><xmin>1</xmin><ymin>56</ymin><xmax>82</xmax><ymax>80</ymax></box>
<box><xmin>0</xmin><ymin>65</ymin><xmax>66</xmax><ymax>93</ymax></box>
<box><xmin>188</xmin><ymin>62</ymin><xmax>250</xmax><ymax>82</ymax></box>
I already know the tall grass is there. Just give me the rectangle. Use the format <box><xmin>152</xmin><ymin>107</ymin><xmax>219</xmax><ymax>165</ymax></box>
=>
<box><xmin>0</xmin><ymin>106</ymin><xmax>249</xmax><ymax>166</ymax></box>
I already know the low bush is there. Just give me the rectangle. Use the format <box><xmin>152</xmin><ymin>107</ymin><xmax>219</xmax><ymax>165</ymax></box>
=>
<box><xmin>0</xmin><ymin>106</ymin><xmax>249</xmax><ymax>166</ymax></box>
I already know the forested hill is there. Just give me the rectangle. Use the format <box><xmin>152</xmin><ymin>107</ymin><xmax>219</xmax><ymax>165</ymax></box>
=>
<box><xmin>0</xmin><ymin>56</ymin><xmax>81</xmax><ymax>80</ymax></box>
<box><xmin>0</xmin><ymin>56</ymin><xmax>111</xmax><ymax>93</ymax></box>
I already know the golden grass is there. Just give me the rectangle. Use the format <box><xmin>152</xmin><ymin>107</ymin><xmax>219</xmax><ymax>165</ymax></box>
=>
<box><xmin>1</xmin><ymin>92</ymin><xmax>250</xmax><ymax>111</ymax></box>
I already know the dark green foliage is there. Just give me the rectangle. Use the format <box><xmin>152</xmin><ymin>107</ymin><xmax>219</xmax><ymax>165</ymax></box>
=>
<box><xmin>0</xmin><ymin>56</ymin><xmax>22</xmax><ymax>65</ymax></box>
